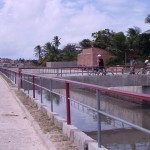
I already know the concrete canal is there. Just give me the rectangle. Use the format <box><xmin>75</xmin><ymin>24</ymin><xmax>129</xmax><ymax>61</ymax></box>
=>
<box><xmin>25</xmin><ymin>86</ymin><xmax>150</xmax><ymax>150</ymax></box>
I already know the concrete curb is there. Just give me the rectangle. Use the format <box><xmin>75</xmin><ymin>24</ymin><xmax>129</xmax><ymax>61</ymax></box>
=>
<box><xmin>27</xmin><ymin>94</ymin><xmax>108</xmax><ymax>150</ymax></box>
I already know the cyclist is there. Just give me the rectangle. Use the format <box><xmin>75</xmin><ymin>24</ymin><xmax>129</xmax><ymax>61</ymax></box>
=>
<box><xmin>97</xmin><ymin>54</ymin><xmax>106</xmax><ymax>75</ymax></box>
<box><xmin>129</xmin><ymin>57</ymin><xmax>137</xmax><ymax>74</ymax></box>
<box><xmin>143</xmin><ymin>59</ymin><xmax>150</xmax><ymax>73</ymax></box>
<box><xmin>144</xmin><ymin>59</ymin><xmax>150</xmax><ymax>66</ymax></box>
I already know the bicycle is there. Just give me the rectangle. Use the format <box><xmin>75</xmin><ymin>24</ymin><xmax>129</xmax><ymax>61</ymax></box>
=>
<box><xmin>95</xmin><ymin>67</ymin><xmax>114</xmax><ymax>76</ymax></box>
<box><xmin>137</xmin><ymin>67</ymin><xmax>150</xmax><ymax>75</ymax></box>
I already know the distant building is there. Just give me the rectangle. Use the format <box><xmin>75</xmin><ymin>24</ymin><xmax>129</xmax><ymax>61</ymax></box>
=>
<box><xmin>77</xmin><ymin>47</ymin><xmax>115</xmax><ymax>67</ymax></box>
<box><xmin>0</xmin><ymin>58</ymin><xmax>35</xmax><ymax>68</ymax></box>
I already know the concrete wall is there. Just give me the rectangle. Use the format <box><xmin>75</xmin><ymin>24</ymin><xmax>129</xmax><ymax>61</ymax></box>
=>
<box><xmin>53</xmin><ymin>89</ymin><xmax>147</xmax><ymax>127</ymax></box>
<box><xmin>46</xmin><ymin>61</ymin><xmax>77</xmax><ymax>68</ymax></box>
<box><xmin>63</xmin><ymin>74</ymin><xmax>150</xmax><ymax>87</ymax></box>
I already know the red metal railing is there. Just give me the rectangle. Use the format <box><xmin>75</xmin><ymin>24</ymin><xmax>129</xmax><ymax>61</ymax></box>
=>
<box><xmin>0</xmin><ymin>67</ymin><xmax>150</xmax><ymax>149</ymax></box>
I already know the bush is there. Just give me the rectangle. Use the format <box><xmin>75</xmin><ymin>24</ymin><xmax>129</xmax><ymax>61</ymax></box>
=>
<box><xmin>105</xmin><ymin>56</ymin><xmax>120</xmax><ymax>66</ymax></box>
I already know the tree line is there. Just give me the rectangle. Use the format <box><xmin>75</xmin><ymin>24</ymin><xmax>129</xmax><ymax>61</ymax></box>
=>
<box><xmin>34</xmin><ymin>14</ymin><xmax>150</xmax><ymax>66</ymax></box>
<box><xmin>34</xmin><ymin>36</ymin><xmax>80</xmax><ymax>66</ymax></box>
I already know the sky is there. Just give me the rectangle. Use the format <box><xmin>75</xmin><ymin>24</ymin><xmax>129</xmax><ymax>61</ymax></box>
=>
<box><xmin>0</xmin><ymin>0</ymin><xmax>149</xmax><ymax>60</ymax></box>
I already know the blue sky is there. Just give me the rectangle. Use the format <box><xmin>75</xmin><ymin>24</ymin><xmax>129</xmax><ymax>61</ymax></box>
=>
<box><xmin>0</xmin><ymin>0</ymin><xmax>149</xmax><ymax>59</ymax></box>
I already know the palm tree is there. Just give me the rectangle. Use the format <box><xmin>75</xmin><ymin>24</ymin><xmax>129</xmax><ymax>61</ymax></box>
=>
<box><xmin>34</xmin><ymin>45</ymin><xmax>42</xmax><ymax>61</ymax></box>
<box><xmin>126</xmin><ymin>26</ymin><xmax>141</xmax><ymax>49</ymax></box>
<box><xmin>127</xmin><ymin>26</ymin><xmax>141</xmax><ymax>37</ymax></box>
<box><xmin>145</xmin><ymin>14</ymin><xmax>150</xmax><ymax>23</ymax></box>
<box><xmin>52</xmin><ymin>36</ymin><xmax>61</xmax><ymax>49</ymax></box>
<box><xmin>42</xmin><ymin>42</ymin><xmax>59</xmax><ymax>62</ymax></box>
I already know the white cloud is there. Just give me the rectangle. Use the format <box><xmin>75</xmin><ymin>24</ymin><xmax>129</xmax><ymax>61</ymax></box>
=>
<box><xmin>0</xmin><ymin>0</ymin><xmax>149</xmax><ymax>59</ymax></box>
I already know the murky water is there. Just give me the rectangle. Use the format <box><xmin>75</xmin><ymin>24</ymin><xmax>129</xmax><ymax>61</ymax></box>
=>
<box><xmin>26</xmin><ymin>86</ymin><xmax>150</xmax><ymax>150</ymax></box>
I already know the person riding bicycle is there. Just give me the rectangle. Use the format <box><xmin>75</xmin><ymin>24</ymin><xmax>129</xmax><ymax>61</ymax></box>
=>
<box><xmin>141</xmin><ymin>59</ymin><xmax>150</xmax><ymax>74</ymax></box>
<box><xmin>144</xmin><ymin>59</ymin><xmax>150</xmax><ymax>67</ymax></box>
<box><xmin>97</xmin><ymin>54</ymin><xmax>106</xmax><ymax>75</ymax></box>
<box><xmin>129</xmin><ymin>57</ymin><xmax>137</xmax><ymax>74</ymax></box>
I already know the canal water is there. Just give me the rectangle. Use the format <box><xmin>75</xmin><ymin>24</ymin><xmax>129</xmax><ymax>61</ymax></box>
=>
<box><xmin>26</xmin><ymin>86</ymin><xmax>150</xmax><ymax>150</ymax></box>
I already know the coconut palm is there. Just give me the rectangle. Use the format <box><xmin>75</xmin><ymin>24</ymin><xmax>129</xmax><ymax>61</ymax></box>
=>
<box><xmin>34</xmin><ymin>45</ymin><xmax>42</xmax><ymax>61</ymax></box>
<box><xmin>126</xmin><ymin>26</ymin><xmax>141</xmax><ymax>51</ymax></box>
<box><xmin>127</xmin><ymin>26</ymin><xmax>141</xmax><ymax>37</ymax></box>
<box><xmin>42</xmin><ymin>42</ymin><xmax>59</xmax><ymax>62</ymax></box>
<box><xmin>52</xmin><ymin>36</ymin><xmax>61</xmax><ymax>49</ymax></box>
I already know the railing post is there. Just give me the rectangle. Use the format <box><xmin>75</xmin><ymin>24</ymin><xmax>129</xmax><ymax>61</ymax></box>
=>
<box><xmin>18</xmin><ymin>68</ymin><xmax>23</xmax><ymax>88</ymax></box>
<box><xmin>57</xmin><ymin>68</ymin><xmax>59</xmax><ymax>76</ymax></box>
<box><xmin>40</xmin><ymin>77</ymin><xmax>43</xmax><ymax>104</ymax></box>
<box><xmin>20</xmin><ymin>73</ymin><xmax>23</xmax><ymax>88</ymax></box>
<box><xmin>50</xmin><ymin>79</ymin><xmax>53</xmax><ymax>112</ymax></box>
<box><xmin>61</xmin><ymin>68</ymin><xmax>62</xmax><ymax>77</ymax></box>
<box><xmin>10</xmin><ymin>71</ymin><xmax>12</xmax><ymax>80</ymax></box>
<box><xmin>66</xmin><ymin>82</ymin><xmax>71</xmax><ymax>125</ymax></box>
<box><xmin>27</xmin><ymin>75</ymin><xmax>29</xmax><ymax>95</ymax></box>
<box><xmin>32</xmin><ymin>75</ymin><xmax>35</xmax><ymax>98</ymax></box>
<box><xmin>96</xmin><ymin>89</ymin><xmax>102</xmax><ymax>148</ymax></box>
<box><xmin>15</xmin><ymin>72</ymin><xmax>16</xmax><ymax>84</ymax></box>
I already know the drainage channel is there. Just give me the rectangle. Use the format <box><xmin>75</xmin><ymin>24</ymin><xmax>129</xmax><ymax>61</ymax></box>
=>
<box><xmin>25</xmin><ymin>88</ymin><xmax>150</xmax><ymax>150</ymax></box>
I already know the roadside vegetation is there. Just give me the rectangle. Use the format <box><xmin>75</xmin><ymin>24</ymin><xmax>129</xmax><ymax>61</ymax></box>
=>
<box><xmin>33</xmin><ymin>14</ymin><xmax>150</xmax><ymax>66</ymax></box>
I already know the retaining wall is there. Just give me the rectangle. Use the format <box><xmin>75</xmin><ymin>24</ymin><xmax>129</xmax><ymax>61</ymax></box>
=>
<box><xmin>62</xmin><ymin>74</ymin><xmax>150</xmax><ymax>87</ymax></box>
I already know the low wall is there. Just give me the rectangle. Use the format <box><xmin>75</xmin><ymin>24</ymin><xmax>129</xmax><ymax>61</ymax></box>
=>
<box><xmin>62</xmin><ymin>74</ymin><xmax>150</xmax><ymax>87</ymax></box>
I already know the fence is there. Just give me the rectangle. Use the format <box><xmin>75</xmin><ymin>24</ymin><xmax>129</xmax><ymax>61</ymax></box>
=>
<box><xmin>0</xmin><ymin>67</ymin><xmax>150</xmax><ymax>149</ymax></box>
<box><xmin>10</xmin><ymin>65</ymin><xmax>127</xmax><ymax>76</ymax></box>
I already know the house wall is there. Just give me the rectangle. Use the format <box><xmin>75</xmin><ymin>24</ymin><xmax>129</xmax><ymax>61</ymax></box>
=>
<box><xmin>77</xmin><ymin>47</ymin><xmax>115</xmax><ymax>67</ymax></box>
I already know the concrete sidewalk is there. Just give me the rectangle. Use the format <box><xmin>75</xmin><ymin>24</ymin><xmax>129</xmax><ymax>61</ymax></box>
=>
<box><xmin>0</xmin><ymin>75</ymin><xmax>52</xmax><ymax>150</ymax></box>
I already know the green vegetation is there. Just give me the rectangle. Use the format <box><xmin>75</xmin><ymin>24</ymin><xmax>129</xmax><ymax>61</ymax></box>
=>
<box><xmin>34</xmin><ymin>15</ymin><xmax>150</xmax><ymax>66</ymax></box>
<box><xmin>34</xmin><ymin>36</ymin><xmax>81</xmax><ymax>66</ymax></box>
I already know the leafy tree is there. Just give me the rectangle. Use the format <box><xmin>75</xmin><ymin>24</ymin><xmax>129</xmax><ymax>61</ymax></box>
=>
<box><xmin>79</xmin><ymin>39</ymin><xmax>92</xmax><ymax>48</ymax></box>
<box><xmin>105</xmin><ymin>56</ymin><xmax>120</xmax><ymax>65</ymax></box>
<box><xmin>111</xmin><ymin>32</ymin><xmax>127</xmax><ymax>55</ymax></box>
<box><xmin>92</xmin><ymin>29</ymin><xmax>114</xmax><ymax>49</ymax></box>
<box><xmin>62</xmin><ymin>44</ymin><xmax>76</xmax><ymax>51</ymax></box>
<box><xmin>138</xmin><ymin>33</ymin><xmax>150</xmax><ymax>58</ymax></box>
<box><xmin>61</xmin><ymin>44</ymin><xmax>79</xmax><ymax>61</ymax></box>
<box><xmin>18</xmin><ymin>58</ymin><xmax>25</xmax><ymax>62</ymax></box>
<box><xmin>31</xmin><ymin>60</ymin><xmax>38</xmax><ymax>66</ymax></box>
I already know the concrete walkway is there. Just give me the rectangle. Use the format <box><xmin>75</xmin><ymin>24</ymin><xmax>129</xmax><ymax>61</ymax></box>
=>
<box><xmin>0</xmin><ymin>75</ymin><xmax>51</xmax><ymax>150</ymax></box>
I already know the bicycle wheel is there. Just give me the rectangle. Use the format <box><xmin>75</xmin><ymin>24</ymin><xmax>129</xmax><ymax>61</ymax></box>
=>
<box><xmin>106</xmin><ymin>71</ymin><xmax>114</xmax><ymax>75</ymax></box>
<box><xmin>145</xmin><ymin>69</ymin><xmax>150</xmax><ymax>75</ymax></box>
<box><xmin>137</xmin><ymin>70</ymin><xmax>143</xmax><ymax>75</ymax></box>
<box><xmin>137</xmin><ymin>68</ymin><xmax>145</xmax><ymax>75</ymax></box>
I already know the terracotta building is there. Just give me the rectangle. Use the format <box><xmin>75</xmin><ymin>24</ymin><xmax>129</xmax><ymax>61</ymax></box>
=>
<box><xmin>77</xmin><ymin>47</ymin><xmax>114</xmax><ymax>67</ymax></box>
